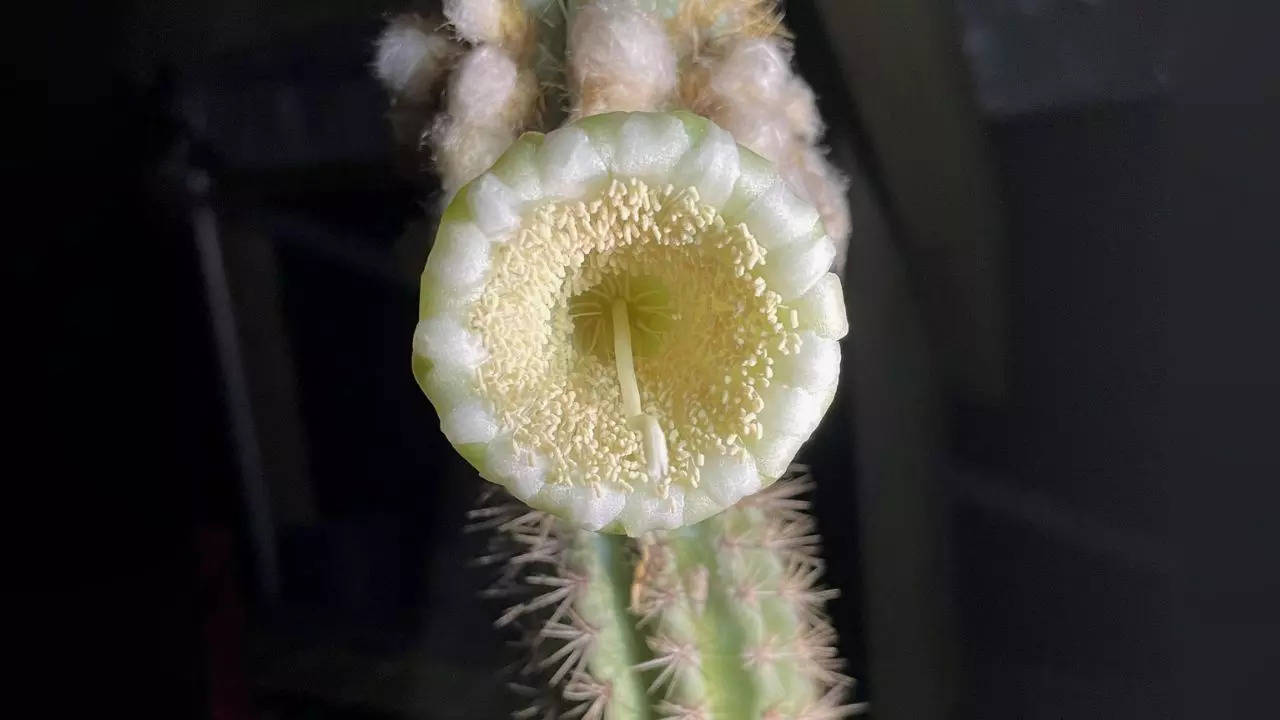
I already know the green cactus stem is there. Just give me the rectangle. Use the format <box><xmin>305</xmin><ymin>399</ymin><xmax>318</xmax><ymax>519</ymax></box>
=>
<box><xmin>472</xmin><ymin>467</ymin><xmax>867</xmax><ymax>719</ymax></box>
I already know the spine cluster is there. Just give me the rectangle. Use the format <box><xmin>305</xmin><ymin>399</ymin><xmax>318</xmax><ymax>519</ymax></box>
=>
<box><xmin>472</xmin><ymin>467</ymin><xmax>866</xmax><ymax>719</ymax></box>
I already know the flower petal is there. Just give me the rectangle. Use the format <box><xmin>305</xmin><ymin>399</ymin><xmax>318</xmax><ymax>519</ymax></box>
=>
<box><xmin>413</xmin><ymin>315</ymin><xmax>486</xmax><ymax>368</ymax></box>
<box><xmin>741</xmin><ymin>180</ymin><xmax>821</xmax><ymax>250</ymax></box>
<box><xmin>440</xmin><ymin>398</ymin><xmax>498</xmax><ymax>445</ymax></box>
<box><xmin>791</xmin><ymin>273</ymin><xmax>848</xmax><ymax>340</ymax></box>
<box><xmin>424</xmin><ymin>220</ymin><xmax>492</xmax><ymax>290</ymax></box>
<box><xmin>467</xmin><ymin>173</ymin><xmax>522</xmax><ymax>236</ymax></box>
<box><xmin>538</xmin><ymin>126</ymin><xmax>608</xmax><ymax>198</ymax></box>
<box><xmin>759</xmin><ymin>234</ymin><xmax>836</xmax><ymax>300</ymax></box>
<box><xmin>532</xmin><ymin>482</ymin><xmax>627</xmax><ymax>532</ymax></box>
<box><xmin>746</xmin><ymin>432</ymin><xmax>806</xmax><ymax>479</ymax></box>
<box><xmin>484</xmin><ymin>433</ymin><xmax>549</xmax><ymax>501</ymax></box>
<box><xmin>772</xmin><ymin>331</ymin><xmax>840</xmax><ymax>394</ymax></box>
<box><xmin>619</xmin><ymin>484</ymin><xmax>685</xmax><ymax>535</ymax></box>
<box><xmin>756</xmin><ymin>383</ymin><xmax>823</xmax><ymax>440</ymax></box>
<box><xmin>613</xmin><ymin>112</ymin><xmax>691</xmax><ymax>182</ymax></box>
<box><xmin>699</xmin><ymin>451</ymin><xmax>762</xmax><ymax>507</ymax></box>
<box><xmin>722</xmin><ymin>147</ymin><xmax>777</xmax><ymax>219</ymax></box>
<box><xmin>489</xmin><ymin>133</ymin><xmax>545</xmax><ymax>205</ymax></box>
<box><xmin>671</xmin><ymin>121</ymin><xmax>740</xmax><ymax>209</ymax></box>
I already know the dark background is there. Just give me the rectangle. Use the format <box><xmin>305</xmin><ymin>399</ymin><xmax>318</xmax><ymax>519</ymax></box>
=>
<box><xmin>14</xmin><ymin>1</ymin><xmax>1279</xmax><ymax>718</ymax></box>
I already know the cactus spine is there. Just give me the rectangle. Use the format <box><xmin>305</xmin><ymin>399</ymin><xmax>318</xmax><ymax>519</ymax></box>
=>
<box><xmin>474</xmin><ymin>469</ymin><xmax>866</xmax><ymax>719</ymax></box>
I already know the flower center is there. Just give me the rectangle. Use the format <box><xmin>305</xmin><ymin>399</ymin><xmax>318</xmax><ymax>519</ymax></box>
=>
<box><xmin>471</xmin><ymin>178</ymin><xmax>799</xmax><ymax>497</ymax></box>
<box><xmin>569</xmin><ymin>273</ymin><xmax>676</xmax><ymax>360</ymax></box>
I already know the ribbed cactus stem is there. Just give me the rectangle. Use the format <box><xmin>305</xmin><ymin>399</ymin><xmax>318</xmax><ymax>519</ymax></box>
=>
<box><xmin>476</xmin><ymin>469</ymin><xmax>865</xmax><ymax>719</ymax></box>
<box><xmin>570</xmin><ymin>532</ymin><xmax>653</xmax><ymax>718</ymax></box>
<box><xmin>642</xmin><ymin>519</ymin><xmax>759</xmax><ymax>717</ymax></box>
<box><xmin>636</xmin><ymin>495</ymin><xmax>837</xmax><ymax>717</ymax></box>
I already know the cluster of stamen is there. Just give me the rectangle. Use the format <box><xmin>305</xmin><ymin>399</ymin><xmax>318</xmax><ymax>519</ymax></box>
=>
<box><xmin>472</xmin><ymin>177</ymin><xmax>803</xmax><ymax>498</ymax></box>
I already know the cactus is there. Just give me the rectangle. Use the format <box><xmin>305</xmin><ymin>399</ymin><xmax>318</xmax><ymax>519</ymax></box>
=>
<box><xmin>375</xmin><ymin>1</ymin><xmax>862</xmax><ymax>715</ymax></box>
<box><xmin>473</xmin><ymin>468</ymin><xmax>866</xmax><ymax>719</ymax></box>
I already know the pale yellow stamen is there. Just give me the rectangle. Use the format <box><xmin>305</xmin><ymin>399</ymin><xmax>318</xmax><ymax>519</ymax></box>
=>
<box><xmin>471</xmin><ymin>178</ymin><xmax>795</xmax><ymax>498</ymax></box>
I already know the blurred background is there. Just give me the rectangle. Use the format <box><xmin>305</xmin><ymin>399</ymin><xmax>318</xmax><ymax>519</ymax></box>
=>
<box><xmin>18</xmin><ymin>1</ymin><xmax>1279</xmax><ymax>719</ymax></box>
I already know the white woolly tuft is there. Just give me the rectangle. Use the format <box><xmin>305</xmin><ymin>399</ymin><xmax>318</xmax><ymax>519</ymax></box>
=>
<box><xmin>692</xmin><ymin>37</ymin><xmax>850</xmax><ymax>269</ymax></box>
<box><xmin>432</xmin><ymin>45</ymin><xmax>540</xmax><ymax>196</ymax></box>
<box><xmin>791</xmin><ymin>146</ymin><xmax>852</xmax><ymax>267</ymax></box>
<box><xmin>568</xmin><ymin>2</ymin><xmax>678</xmax><ymax>116</ymax></box>
<box><xmin>781</xmin><ymin>74</ymin><xmax>823</xmax><ymax>144</ymax></box>
<box><xmin>431</xmin><ymin>117</ymin><xmax>520</xmax><ymax>198</ymax></box>
<box><xmin>699</xmin><ymin>38</ymin><xmax>821</xmax><ymax>162</ymax></box>
<box><xmin>709</xmin><ymin>37</ymin><xmax>794</xmax><ymax>105</ymax></box>
<box><xmin>447</xmin><ymin>45</ymin><xmax>538</xmax><ymax>127</ymax></box>
<box><xmin>444</xmin><ymin>0</ymin><xmax>511</xmax><ymax>46</ymax></box>
<box><xmin>373</xmin><ymin>17</ymin><xmax>456</xmax><ymax>103</ymax></box>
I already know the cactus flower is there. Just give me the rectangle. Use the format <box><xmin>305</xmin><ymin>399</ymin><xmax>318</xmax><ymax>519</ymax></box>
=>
<box><xmin>413</xmin><ymin>111</ymin><xmax>848</xmax><ymax>534</ymax></box>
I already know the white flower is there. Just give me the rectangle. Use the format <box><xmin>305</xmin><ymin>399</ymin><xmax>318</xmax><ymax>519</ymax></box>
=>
<box><xmin>414</xmin><ymin>112</ymin><xmax>848</xmax><ymax>534</ymax></box>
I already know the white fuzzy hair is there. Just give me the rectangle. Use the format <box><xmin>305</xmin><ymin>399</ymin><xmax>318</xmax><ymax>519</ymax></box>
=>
<box><xmin>568</xmin><ymin>0</ymin><xmax>678</xmax><ymax>117</ymax></box>
<box><xmin>373</xmin><ymin>17</ymin><xmax>457</xmax><ymax>103</ymax></box>
<box><xmin>701</xmin><ymin>38</ymin><xmax>821</xmax><ymax>159</ymax></box>
<box><xmin>693</xmin><ymin>37</ymin><xmax>849</xmax><ymax>266</ymax></box>
<box><xmin>374</xmin><ymin>3</ymin><xmax>850</xmax><ymax>264</ymax></box>
<box><xmin>444</xmin><ymin>0</ymin><xmax>531</xmax><ymax>50</ymax></box>
<box><xmin>432</xmin><ymin>45</ymin><xmax>540</xmax><ymax>196</ymax></box>
<box><xmin>447</xmin><ymin>45</ymin><xmax>538</xmax><ymax>128</ymax></box>
<box><xmin>444</xmin><ymin>0</ymin><xmax>504</xmax><ymax>44</ymax></box>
